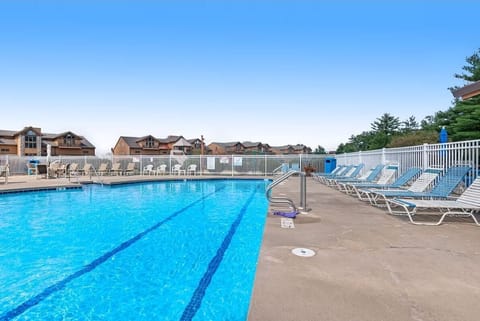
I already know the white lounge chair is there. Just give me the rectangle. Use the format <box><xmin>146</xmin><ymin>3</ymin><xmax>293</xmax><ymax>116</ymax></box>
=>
<box><xmin>97</xmin><ymin>162</ymin><xmax>110</xmax><ymax>176</ymax></box>
<box><xmin>80</xmin><ymin>163</ymin><xmax>93</xmax><ymax>176</ymax></box>
<box><xmin>143</xmin><ymin>164</ymin><xmax>155</xmax><ymax>175</ymax></box>
<box><xmin>110</xmin><ymin>162</ymin><xmax>122</xmax><ymax>176</ymax></box>
<box><xmin>187</xmin><ymin>164</ymin><xmax>197</xmax><ymax>176</ymax></box>
<box><xmin>56</xmin><ymin>163</ymin><xmax>67</xmax><ymax>178</ymax></box>
<box><xmin>156</xmin><ymin>164</ymin><xmax>167</xmax><ymax>175</ymax></box>
<box><xmin>171</xmin><ymin>164</ymin><xmax>185</xmax><ymax>175</ymax></box>
<box><xmin>388</xmin><ymin>177</ymin><xmax>480</xmax><ymax>226</ymax></box>
<box><xmin>67</xmin><ymin>163</ymin><xmax>79</xmax><ymax>177</ymax></box>
<box><xmin>49</xmin><ymin>161</ymin><xmax>62</xmax><ymax>178</ymax></box>
<box><xmin>124</xmin><ymin>162</ymin><xmax>136</xmax><ymax>175</ymax></box>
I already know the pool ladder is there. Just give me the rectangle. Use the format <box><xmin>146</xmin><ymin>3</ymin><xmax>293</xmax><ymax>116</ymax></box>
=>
<box><xmin>265</xmin><ymin>170</ymin><xmax>307</xmax><ymax>212</ymax></box>
<box><xmin>89</xmin><ymin>165</ymin><xmax>104</xmax><ymax>186</ymax></box>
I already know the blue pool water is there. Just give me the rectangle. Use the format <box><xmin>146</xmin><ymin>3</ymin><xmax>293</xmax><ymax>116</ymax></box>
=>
<box><xmin>0</xmin><ymin>179</ymin><xmax>269</xmax><ymax>321</ymax></box>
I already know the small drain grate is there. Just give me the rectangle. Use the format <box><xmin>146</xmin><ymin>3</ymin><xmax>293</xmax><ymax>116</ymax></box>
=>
<box><xmin>291</xmin><ymin>248</ymin><xmax>315</xmax><ymax>257</ymax></box>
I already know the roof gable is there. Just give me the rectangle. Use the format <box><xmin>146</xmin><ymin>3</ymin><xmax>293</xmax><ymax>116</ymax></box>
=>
<box><xmin>15</xmin><ymin>126</ymin><xmax>42</xmax><ymax>137</ymax></box>
<box><xmin>210</xmin><ymin>141</ymin><xmax>243</xmax><ymax>148</ymax></box>
<box><xmin>173</xmin><ymin>137</ymin><xmax>192</xmax><ymax>147</ymax></box>
<box><xmin>43</xmin><ymin>131</ymin><xmax>80</xmax><ymax>140</ymax></box>
<box><xmin>135</xmin><ymin>135</ymin><xmax>158</xmax><ymax>143</ymax></box>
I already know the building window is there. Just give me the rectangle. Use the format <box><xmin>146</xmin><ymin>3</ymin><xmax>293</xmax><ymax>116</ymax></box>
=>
<box><xmin>25</xmin><ymin>132</ymin><xmax>37</xmax><ymax>149</ymax></box>
<box><xmin>145</xmin><ymin>137</ymin><xmax>155</xmax><ymax>148</ymax></box>
<box><xmin>64</xmin><ymin>134</ymin><xmax>74</xmax><ymax>146</ymax></box>
<box><xmin>1</xmin><ymin>148</ymin><xmax>10</xmax><ymax>153</ymax></box>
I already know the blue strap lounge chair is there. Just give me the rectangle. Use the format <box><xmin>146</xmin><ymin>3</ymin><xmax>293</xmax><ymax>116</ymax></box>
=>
<box><xmin>324</xmin><ymin>164</ymin><xmax>365</xmax><ymax>186</ymax></box>
<box><xmin>363</xmin><ymin>167</ymin><xmax>444</xmax><ymax>206</ymax></box>
<box><xmin>335</xmin><ymin>164</ymin><xmax>387</xmax><ymax>191</ymax></box>
<box><xmin>351</xmin><ymin>167</ymin><xmax>422</xmax><ymax>200</ymax></box>
<box><xmin>375</xmin><ymin>165</ymin><xmax>472</xmax><ymax>212</ymax></box>
<box><xmin>316</xmin><ymin>165</ymin><xmax>353</xmax><ymax>184</ymax></box>
<box><xmin>387</xmin><ymin>177</ymin><xmax>480</xmax><ymax>226</ymax></box>
<box><xmin>312</xmin><ymin>165</ymin><xmax>345</xmax><ymax>180</ymax></box>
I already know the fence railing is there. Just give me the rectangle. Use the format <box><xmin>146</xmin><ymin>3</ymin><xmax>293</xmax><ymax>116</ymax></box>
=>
<box><xmin>0</xmin><ymin>154</ymin><xmax>328</xmax><ymax>177</ymax></box>
<box><xmin>3</xmin><ymin>139</ymin><xmax>479</xmax><ymax>181</ymax></box>
<box><xmin>336</xmin><ymin>139</ymin><xmax>480</xmax><ymax>185</ymax></box>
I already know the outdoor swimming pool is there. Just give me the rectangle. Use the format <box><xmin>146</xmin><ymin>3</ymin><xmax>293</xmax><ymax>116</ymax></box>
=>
<box><xmin>0</xmin><ymin>179</ymin><xmax>269</xmax><ymax>321</ymax></box>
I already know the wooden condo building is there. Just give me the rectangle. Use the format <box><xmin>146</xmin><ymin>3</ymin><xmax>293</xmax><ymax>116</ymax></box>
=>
<box><xmin>0</xmin><ymin>126</ymin><xmax>95</xmax><ymax>156</ymax></box>
<box><xmin>112</xmin><ymin>135</ymin><xmax>206</xmax><ymax>155</ymax></box>
<box><xmin>207</xmin><ymin>142</ymin><xmax>311</xmax><ymax>155</ymax></box>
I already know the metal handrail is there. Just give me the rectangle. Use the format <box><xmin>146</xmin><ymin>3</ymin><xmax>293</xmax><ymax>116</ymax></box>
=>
<box><xmin>265</xmin><ymin>170</ymin><xmax>298</xmax><ymax>212</ymax></box>
<box><xmin>66</xmin><ymin>163</ymin><xmax>82</xmax><ymax>184</ymax></box>
<box><xmin>89</xmin><ymin>164</ymin><xmax>104</xmax><ymax>186</ymax></box>
<box><xmin>272</xmin><ymin>164</ymin><xmax>285</xmax><ymax>175</ymax></box>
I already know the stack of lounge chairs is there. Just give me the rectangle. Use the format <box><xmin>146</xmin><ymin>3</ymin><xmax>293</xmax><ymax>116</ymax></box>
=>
<box><xmin>313</xmin><ymin>163</ymin><xmax>479</xmax><ymax>226</ymax></box>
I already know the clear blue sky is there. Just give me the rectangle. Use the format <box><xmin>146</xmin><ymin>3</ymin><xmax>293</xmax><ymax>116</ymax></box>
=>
<box><xmin>0</xmin><ymin>1</ymin><xmax>478</xmax><ymax>155</ymax></box>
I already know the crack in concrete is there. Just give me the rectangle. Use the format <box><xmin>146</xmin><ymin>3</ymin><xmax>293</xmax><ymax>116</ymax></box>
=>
<box><xmin>381</xmin><ymin>261</ymin><xmax>426</xmax><ymax>321</ymax></box>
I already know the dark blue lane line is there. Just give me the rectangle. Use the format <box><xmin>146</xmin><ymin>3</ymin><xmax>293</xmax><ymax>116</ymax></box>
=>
<box><xmin>180</xmin><ymin>186</ymin><xmax>259</xmax><ymax>321</ymax></box>
<box><xmin>0</xmin><ymin>186</ymin><xmax>226</xmax><ymax>321</ymax></box>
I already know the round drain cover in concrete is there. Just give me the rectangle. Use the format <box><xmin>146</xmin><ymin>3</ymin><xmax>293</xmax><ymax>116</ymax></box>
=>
<box><xmin>291</xmin><ymin>248</ymin><xmax>315</xmax><ymax>257</ymax></box>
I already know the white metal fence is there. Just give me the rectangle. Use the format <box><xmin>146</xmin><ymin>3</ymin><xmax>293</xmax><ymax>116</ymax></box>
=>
<box><xmin>336</xmin><ymin>139</ymin><xmax>480</xmax><ymax>185</ymax></box>
<box><xmin>0</xmin><ymin>154</ymin><xmax>328</xmax><ymax>177</ymax></box>
<box><xmin>2</xmin><ymin>139</ymin><xmax>479</xmax><ymax>181</ymax></box>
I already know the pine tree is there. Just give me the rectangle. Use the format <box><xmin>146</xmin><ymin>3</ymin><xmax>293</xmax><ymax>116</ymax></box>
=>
<box><xmin>313</xmin><ymin>145</ymin><xmax>327</xmax><ymax>154</ymax></box>
<box><xmin>401</xmin><ymin>116</ymin><xmax>419</xmax><ymax>133</ymax></box>
<box><xmin>371</xmin><ymin>113</ymin><xmax>400</xmax><ymax>135</ymax></box>
<box><xmin>450</xmin><ymin>96</ymin><xmax>480</xmax><ymax>141</ymax></box>
<box><xmin>449</xmin><ymin>49</ymin><xmax>480</xmax><ymax>141</ymax></box>
<box><xmin>454</xmin><ymin>48</ymin><xmax>480</xmax><ymax>82</ymax></box>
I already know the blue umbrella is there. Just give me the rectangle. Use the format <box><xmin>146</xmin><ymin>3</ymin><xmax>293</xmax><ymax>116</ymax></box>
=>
<box><xmin>439</xmin><ymin>126</ymin><xmax>448</xmax><ymax>143</ymax></box>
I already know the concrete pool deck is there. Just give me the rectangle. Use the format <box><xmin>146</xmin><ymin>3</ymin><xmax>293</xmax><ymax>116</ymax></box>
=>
<box><xmin>1</xmin><ymin>174</ymin><xmax>480</xmax><ymax>321</ymax></box>
<box><xmin>249</xmin><ymin>177</ymin><xmax>480</xmax><ymax>321</ymax></box>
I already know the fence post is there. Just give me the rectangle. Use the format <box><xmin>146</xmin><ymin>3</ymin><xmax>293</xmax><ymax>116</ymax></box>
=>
<box><xmin>382</xmin><ymin>148</ymin><xmax>386</xmax><ymax>164</ymax></box>
<box><xmin>264</xmin><ymin>154</ymin><xmax>267</xmax><ymax>176</ymax></box>
<box><xmin>358</xmin><ymin>150</ymin><xmax>362</xmax><ymax>165</ymax></box>
<box><xmin>231</xmin><ymin>155</ymin><xmax>234</xmax><ymax>177</ymax></box>
<box><xmin>423</xmin><ymin>143</ymin><xmax>429</xmax><ymax>170</ymax></box>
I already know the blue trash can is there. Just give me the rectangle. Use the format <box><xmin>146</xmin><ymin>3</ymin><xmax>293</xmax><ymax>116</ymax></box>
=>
<box><xmin>324</xmin><ymin>157</ymin><xmax>337</xmax><ymax>173</ymax></box>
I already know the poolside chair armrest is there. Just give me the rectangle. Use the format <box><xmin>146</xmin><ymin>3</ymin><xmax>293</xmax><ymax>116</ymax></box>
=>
<box><xmin>390</xmin><ymin>198</ymin><xmax>416</xmax><ymax>208</ymax></box>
